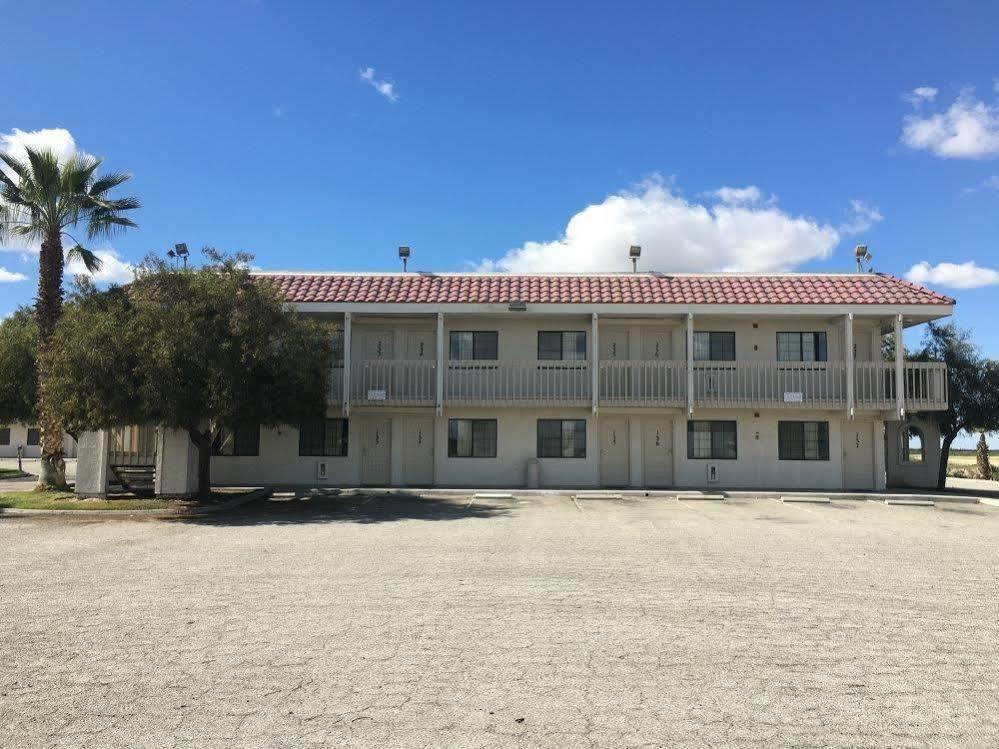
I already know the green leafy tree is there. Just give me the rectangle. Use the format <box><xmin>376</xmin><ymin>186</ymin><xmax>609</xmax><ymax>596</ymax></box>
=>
<box><xmin>976</xmin><ymin>433</ymin><xmax>993</xmax><ymax>480</ymax></box>
<box><xmin>912</xmin><ymin>322</ymin><xmax>999</xmax><ymax>489</ymax></box>
<box><xmin>45</xmin><ymin>250</ymin><xmax>332</xmax><ymax>499</ymax></box>
<box><xmin>0</xmin><ymin>147</ymin><xmax>139</xmax><ymax>488</ymax></box>
<box><xmin>0</xmin><ymin>308</ymin><xmax>38</xmax><ymax>425</ymax></box>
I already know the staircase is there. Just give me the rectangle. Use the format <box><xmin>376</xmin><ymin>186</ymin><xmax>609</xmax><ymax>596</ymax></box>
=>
<box><xmin>110</xmin><ymin>464</ymin><xmax>156</xmax><ymax>495</ymax></box>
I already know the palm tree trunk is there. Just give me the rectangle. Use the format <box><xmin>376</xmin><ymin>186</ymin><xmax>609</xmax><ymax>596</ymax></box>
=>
<box><xmin>36</xmin><ymin>231</ymin><xmax>67</xmax><ymax>490</ymax></box>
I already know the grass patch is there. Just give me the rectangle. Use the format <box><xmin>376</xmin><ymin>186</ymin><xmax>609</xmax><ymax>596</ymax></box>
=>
<box><xmin>0</xmin><ymin>491</ymin><xmax>174</xmax><ymax>511</ymax></box>
<box><xmin>0</xmin><ymin>468</ymin><xmax>29</xmax><ymax>479</ymax></box>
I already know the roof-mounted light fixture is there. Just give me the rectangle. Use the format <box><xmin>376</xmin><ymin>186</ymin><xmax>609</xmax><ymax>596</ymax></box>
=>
<box><xmin>168</xmin><ymin>242</ymin><xmax>190</xmax><ymax>269</ymax></box>
<box><xmin>629</xmin><ymin>245</ymin><xmax>642</xmax><ymax>273</ymax></box>
<box><xmin>398</xmin><ymin>245</ymin><xmax>411</xmax><ymax>272</ymax></box>
<box><xmin>854</xmin><ymin>244</ymin><xmax>872</xmax><ymax>273</ymax></box>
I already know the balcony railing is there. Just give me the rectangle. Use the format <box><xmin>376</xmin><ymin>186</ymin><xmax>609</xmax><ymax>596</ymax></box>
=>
<box><xmin>330</xmin><ymin>358</ymin><xmax>948</xmax><ymax>411</ymax></box>
<box><xmin>446</xmin><ymin>361</ymin><xmax>591</xmax><ymax>406</ymax></box>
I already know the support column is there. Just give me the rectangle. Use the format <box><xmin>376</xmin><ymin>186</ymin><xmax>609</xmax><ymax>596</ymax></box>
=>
<box><xmin>628</xmin><ymin>417</ymin><xmax>642</xmax><ymax>488</ymax></box>
<box><xmin>390</xmin><ymin>415</ymin><xmax>405</xmax><ymax>487</ymax></box>
<box><xmin>436</xmin><ymin>312</ymin><xmax>444</xmax><ymax>415</ymax></box>
<box><xmin>591</xmin><ymin>312</ymin><xmax>599</xmax><ymax>414</ymax></box>
<box><xmin>686</xmin><ymin>313</ymin><xmax>694</xmax><ymax>416</ymax></box>
<box><xmin>845</xmin><ymin>313</ymin><xmax>854</xmax><ymax>419</ymax></box>
<box><xmin>342</xmin><ymin>312</ymin><xmax>352</xmax><ymax>416</ymax></box>
<box><xmin>154</xmin><ymin>427</ymin><xmax>198</xmax><ymax>498</ymax></box>
<box><xmin>894</xmin><ymin>313</ymin><xmax>905</xmax><ymax>419</ymax></box>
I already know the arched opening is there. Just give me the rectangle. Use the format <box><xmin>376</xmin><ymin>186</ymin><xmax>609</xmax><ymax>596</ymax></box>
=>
<box><xmin>901</xmin><ymin>425</ymin><xmax>924</xmax><ymax>464</ymax></box>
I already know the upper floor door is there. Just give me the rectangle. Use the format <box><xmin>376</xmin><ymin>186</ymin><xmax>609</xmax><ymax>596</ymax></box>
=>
<box><xmin>405</xmin><ymin>331</ymin><xmax>434</xmax><ymax>360</ymax></box>
<box><xmin>600</xmin><ymin>329</ymin><xmax>629</xmax><ymax>360</ymax></box>
<box><xmin>363</xmin><ymin>329</ymin><xmax>394</xmax><ymax>359</ymax></box>
<box><xmin>641</xmin><ymin>328</ymin><xmax>672</xmax><ymax>360</ymax></box>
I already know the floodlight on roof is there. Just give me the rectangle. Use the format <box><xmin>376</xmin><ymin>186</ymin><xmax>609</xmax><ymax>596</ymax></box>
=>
<box><xmin>854</xmin><ymin>244</ymin><xmax>872</xmax><ymax>272</ymax></box>
<box><xmin>398</xmin><ymin>245</ymin><xmax>411</xmax><ymax>272</ymax></box>
<box><xmin>629</xmin><ymin>245</ymin><xmax>642</xmax><ymax>272</ymax></box>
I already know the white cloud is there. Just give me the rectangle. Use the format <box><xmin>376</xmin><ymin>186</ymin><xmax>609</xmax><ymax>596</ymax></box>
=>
<box><xmin>903</xmin><ymin>86</ymin><xmax>938</xmax><ymax>106</ymax></box>
<box><xmin>359</xmin><ymin>67</ymin><xmax>398</xmax><ymax>102</ymax></box>
<box><xmin>901</xmin><ymin>88</ymin><xmax>999</xmax><ymax>159</ymax></box>
<box><xmin>838</xmin><ymin>199</ymin><xmax>883</xmax><ymax>234</ymax></box>
<box><xmin>984</xmin><ymin>175</ymin><xmax>999</xmax><ymax>190</ymax></box>
<box><xmin>66</xmin><ymin>248</ymin><xmax>135</xmax><ymax>284</ymax></box>
<box><xmin>476</xmin><ymin>175</ymin><xmax>876</xmax><ymax>274</ymax></box>
<box><xmin>906</xmin><ymin>260</ymin><xmax>999</xmax><ymax>289</ymax></box>
<box><xmin>0</xmin><ymin>267</ymin><xmax>27</xmax><ymax>282</ymax></box>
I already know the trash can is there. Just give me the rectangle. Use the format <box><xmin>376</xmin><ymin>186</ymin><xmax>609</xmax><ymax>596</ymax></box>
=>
<box><xmin>526</xmin><ymin>458</ymin><xmax>541</xmax><ymax>489</ymax></box>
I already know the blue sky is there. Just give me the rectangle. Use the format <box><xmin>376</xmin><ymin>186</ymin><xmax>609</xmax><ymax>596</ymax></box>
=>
<box><xmin>2</xmin><ymin>0</ymin><xmax>999</xmax><ymax>363</ymax></box>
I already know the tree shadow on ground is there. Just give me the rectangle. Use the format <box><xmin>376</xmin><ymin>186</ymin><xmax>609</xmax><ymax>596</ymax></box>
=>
<box><xmin>174</xmin><ymin>490</ymin><xmax>511</xmax><ymax>526</ymax></box>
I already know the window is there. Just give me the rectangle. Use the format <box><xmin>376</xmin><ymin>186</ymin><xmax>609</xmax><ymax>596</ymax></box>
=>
<box><xmin>693</xmin><ymin>332</ymin><xmax>736</xmax><ymax>361</ymax></box>
<box><xmin>538</xmin><ymin>331</ymin><xmax>587</xmax><ymax>361</ymax></box>
<box><xmin>26</xmin><ymin>428</ymin><xmax>40</xmax><ymax>446</ymax></box>
<box><xmin>901</xmin><ymin>426</ymin><xmax>924</xmax><ymax>464</ymax></box>
<box><xmin>778</xmin><ymin>421</ymin><xmax>830</xmax><ymax>461</ymax></box>
<box><xmin>449</xmin><ymin>331</ymin><xmax>498</xmax><ymax>360</ymax></box>
<box><xmin>299</xmin><ymin>418</ymin><xmax>349</xmax><ymax>456</ymax></box>
<box><xmin>448</xmin><ymin>419</ymin><xmax>497</xmax><ymax>458</ymax></box>
<box><xmin>777</xmin><ymin>332</ymin><xmax>828</xmax><ymax>362</ymax></box>
<box><xmin>687</xmin><ymin>421</ymin><xmax>737</xmax><ymax>459</ymax></box>
<box><xmin>212</xmin><ymin>425</ymin><xmax>260</xmax><ymax>456</ymax></box>
<box><xmin>537</xmin><ymin>419</ymin><xmax>586</xmax><ymax>458</ymax></box>
<box><xmin>0</xmin><ymin>427</ymin><xmax>9</xmax><ymax>446</ymax></box>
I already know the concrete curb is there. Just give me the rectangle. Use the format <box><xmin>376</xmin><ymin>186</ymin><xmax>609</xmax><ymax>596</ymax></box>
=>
<box><xmin>0</xmin><ymin>488</ymin><xmax>270</xmax><ymax>518</ymax></box>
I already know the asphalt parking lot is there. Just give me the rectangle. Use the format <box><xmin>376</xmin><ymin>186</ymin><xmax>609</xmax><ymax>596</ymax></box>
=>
<box><xmin>2</xmin><ymin>492</ymin><xmax>998</xmax><ymax>748</ymax></box>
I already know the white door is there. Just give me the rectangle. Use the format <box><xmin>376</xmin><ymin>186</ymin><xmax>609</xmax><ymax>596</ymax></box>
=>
<box><xmin>403</xmin><ymin>416</ymin><xmax>434</xmax><ymax>486</ymax></box>
<box><xmin>600</xmin><ymin>330</ymin><xmax>630</xmax><ymax>400</ymax></box>
<box><xmin>360</xmin><ymin>330</ymin><xmax>395</xmax><ymax>399</ymax></box>
<box><xmin>641</xmin><ymin>328</ymin><xmax>673</xmax><ymax>400</ymax></box>
<box><xmin>842</xmin><ymin>420</ymin><xmax>875</xmax><ymax>489</ymax></box>
<box><xmin>600</xmin><ymin>329</ymin><xmax>629</xmax><ymax>360</ymax></box>
<box><xmin>360</xmin><ymin>418</ymin><xmax>392</xmax><ymax>485</ymax></box>
<box><xmin>600</xmin><ymin>417</ymin><xmax>630</xmax><ymax>487</ymax></box>
<box><xmin>641</xmin><ymin>328</ymin><xmax>671</xmax><ymax>360</ymax></box>
<box><xmin>643</xmin><ymin>418</ymin><xmax>673</xmax><ymax>487</ymax></box>
<box><xmin>405</xmin><ymin>331</ymin><xmax>433</xmax><ymax>360</ymax></box>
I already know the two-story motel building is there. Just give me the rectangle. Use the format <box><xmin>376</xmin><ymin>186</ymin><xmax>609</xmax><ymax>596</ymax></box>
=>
<box><xmin>185</xmin><ymin>270</ymin><xmax>951</xmax><ymax>493</ymax></box>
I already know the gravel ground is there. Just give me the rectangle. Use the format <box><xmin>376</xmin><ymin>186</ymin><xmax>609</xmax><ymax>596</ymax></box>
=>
<box><xmin>2</xmin><ymin>492</ymin><xmax>998</xmax><ymax>748</ymax></box>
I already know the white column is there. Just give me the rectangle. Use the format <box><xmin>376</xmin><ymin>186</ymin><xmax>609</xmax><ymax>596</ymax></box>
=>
<box><xmin>154</xmin><ymin>427</ymin><xmax>199</xmax><ymax>498</ymax></box>
<box><xmin>436</xmin><ymin>312</ymin><xmax>444</xmax><ymax>415</ymax></box>
<box><xmin>686</xmin><ymin>313</ymin><xmax>694</xmax><ymax>416</ymax></box>
<box><xmin>894</xmin><ymin>313</ymin><xmax>905</xmax><ymax>419</ymax></box>
<box><xmin>845</xmin><ymin>313</ymin><xmax>854</xmax><ymax>419</ymax></box>
<box><xmin>628</xmin><ymin>417</ymin><xmax>642</xmax><ymax>488</ymax></box>
<box><xmin>74</xmin><ymin>430</ymin><xmax>110</xmax><ymax>497</ymax></box>
<box><xmin>342</xmin><ymin>312</ymin><xmax>352</xmax><ymax>416</ymax></box>
<box><xmin>591</xmin><ymin>313</ymin><xmax>599</xmax><ymax>413</ymax></box>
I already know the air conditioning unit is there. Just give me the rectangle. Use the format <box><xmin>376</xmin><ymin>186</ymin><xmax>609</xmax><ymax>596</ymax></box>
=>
<box><xmin>317</xmin><ymin>461</ymin><xmax>328</xmax><ymax>480</ymax></box>
<box><xmin>707</xmin><ymin>464</ymin><xmax>719</xmax><ymax>483</ymax></box>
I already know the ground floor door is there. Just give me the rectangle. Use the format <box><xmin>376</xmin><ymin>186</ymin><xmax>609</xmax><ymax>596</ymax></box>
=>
<box><xmin>842</xmin><ymin>420</ymin><xmax>875</xmax><ymax>489</ymax></box>
<box><xmin>642</xmin><ymin>417</ymin><xmax>673</xmax><ymax>487</ymax></box>
<box><xmin>360</xmin><ymin>417</ymin><xmax>392</xmax><ymax>485</ymax></box>
<box><xmin>600</xmin><ymin>417</ymin><xmax>630</xmax><ymax>487</ymax></box>
<box><xmin>402</xmin><ymin>416</ymin><xmax>434</xmax><ymax>486</ymax></box>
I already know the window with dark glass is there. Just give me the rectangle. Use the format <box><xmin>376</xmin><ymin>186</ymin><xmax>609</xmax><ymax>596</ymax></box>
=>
<box><xmin>448</xmin><ymin>419</ymin><xmax>497</xmax><ymax>458</ymax></box>
<box><xmin>449</xmin><ymin>331</ymin><xmax>498</xmax><ymax>360</ymax></box>
<box><xmin>537</xmin><ymin>419</ymin><xmax>586</xmax><ymax>458</ymax></box>
<box><xmin>0</xmin><ymin>427</ymin><xmax>9</xmax><ymax>445</ymax></box>
<box><xmin>687</xmin><ymin>421</ymin><xmax>737</xmax><ymax>459</ymax></box>
<box><xmin>693</xmin><ymin>332</ymin><xmax>736</xmax><ymax>361</ymax></box>
<box><xmin>538</xmin><ymin>331</ymin><xmax>587</xmax><ymax>361</ymax></box>
<box><xmin>777</xmin><ymin>332</ymin><xmax>828</xmax><ymax>362</ymax></box>
<box><xmin>778</xmin><ymin>421</ymin><xmax>830</xmax><ymax>461</ymax></box>
<box><xmin>26</xmin><ymin>427</ymin><xmax>40</xmax><ymax>446</ymax></box>
<box><xmin>299</xmin><ymin>418</ymin><xmax>349</xmax><ymax>456</ymax></box>
<box><xmin>212</xmin><ymin>425</ymin><xmax>260</xmax><ymax>456</ymax></box>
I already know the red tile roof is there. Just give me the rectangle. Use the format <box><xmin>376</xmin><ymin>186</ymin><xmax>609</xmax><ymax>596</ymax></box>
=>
<box><xmin>259</xmin><ymin>272</ymin><xmax>954</xmax><ymax>307</ymax></box>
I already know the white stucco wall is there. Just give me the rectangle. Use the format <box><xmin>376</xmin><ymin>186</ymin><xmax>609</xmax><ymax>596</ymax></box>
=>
<box><xmin>0</xmin><ymin>423</ymin><xmax>78</xmax><ymax>458</ymax></box>
<box><xmin>885</xmin><ymin>417</ymin><xmax>943</xmax><ymax>489</ymax></box>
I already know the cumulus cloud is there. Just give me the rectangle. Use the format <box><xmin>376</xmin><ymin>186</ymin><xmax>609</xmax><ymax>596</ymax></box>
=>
<box><xmin>906</xmin><ymin>260</ymin><xmax>999</xmax><ymax>289</ymax></box>
<box><xmin>0</xmin><ymin>267</ymin><xmax>27</xmax><ymax>282</ymax></box>
<box><xmin>66</xmin><ymin>248</ymin><xmax>135</xmax><ymax>284</ymax></box>
<box><xmin>901</xmin><ymin>87</ymin><xmax>999</xmax><ymax>159</ymax></box>
<box><xmin>359</xmin><ymin>67</ymin><xmax>398</xmax><ymax>102</ymax></box>
<box><xmin>476</xmin><ymin>175</ymin><xmax>878</xmax><ymax>274</ymax></box>
<box><xmin>903</xmin><ymin>86</ymin><xmax>938</xmax><ymax>106</ymax></box>
<box><xmin>838</xmin><ymin>199</ymin><xmax>883</xmax><ymax>234</ymax></box>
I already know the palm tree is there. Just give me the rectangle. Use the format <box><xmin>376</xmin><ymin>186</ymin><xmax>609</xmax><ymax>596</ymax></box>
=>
<box><xmin>0</xmin><ymin>147</ymin><xmax>139</xmax><ymax>488</ymax></box>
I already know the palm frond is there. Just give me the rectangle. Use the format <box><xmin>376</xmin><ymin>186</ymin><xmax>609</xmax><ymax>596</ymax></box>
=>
<box><xmin>66</xmin><ymin>244</ymin><xmax>104</xmax><ymax>273</ymax></box>
<box><xmin>23</xmin><ymin>147</ymin><xmax>61</xmax><ymax>191</ymax></box>
<box><xmin>0</xmin><ymin>151</ymin><xmax>30</xmax><ymax>183</ymax></box>
<box><xmin>86</xmin><ymin>209</ymin><xmax>139</xmax><ymax>241</ymax></box>
<box><xmin>88</xmin><ymin>171</ymin><xmax>132</xmax><ymax>197</ymax></box>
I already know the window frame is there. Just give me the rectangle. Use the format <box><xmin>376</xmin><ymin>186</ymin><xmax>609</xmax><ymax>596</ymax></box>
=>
<box><xmin>776</xmin><ymin>332</ymin><xmax>828</xmax><ymax>363</ymax></box>
<box><xmin>537</xmin><ymin>331</ymin><xmax>587</xmax><ymax>361</ymax></box>
<box><xmin>212</xmin><ymin>425</ymin><xmax>261</xmax><ymax>457</ymax></box>
<box><xmin>692</xmin><ymin>331</ymin><xmax>736</xmax><ymax>362</ymax></box>
<box><xmin>447</xmin><ymin>419</ymin><xmax>498</xmax><ymax>458</ymax></box>
<box><xmin>536</xmin><ymin>419</ymin><xmax>587</xmax><ymax>459</ymax></box>
<box><xmin>0</xmin><ymin>426</ymin><xmax>9</xmax><ymax>446</ymax></box>
<box><xmin>26</xmin><ymin>427</ymin><xmax>40</xmax><ymax>447</ymax></box>
<box><xmin>448</xmin><ymin>331</ymin><xmax>498</xmax><ymax>361</ymax></box>
<box><xmin>298</xmin><ymin>418</ymin><xmax>349</xmax><ymax>457</ymax></box>
<box><xmin>686</xmin><ymin>420</ymin><xmax>738</xmax><ymax>460</ymax></box>
<box><xmin>777</xmin><ymin>420</ymin><xmax>830</xmax><ymax>461</ymax></box>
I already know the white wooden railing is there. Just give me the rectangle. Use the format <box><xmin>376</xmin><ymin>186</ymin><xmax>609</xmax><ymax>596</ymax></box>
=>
<box><xmin>854</xmin><ymin>361</ymin><xmax>948</xmax><ymax>410</ymax></box>
<box><xmin>109</xmin><ymin>425</ymin><xmax>157</xmax><ymax>465</ymax></box>
<box><xmin>692</xmin><ymin>361</ymin><xmax>849</xmax><ymax>408</ymax></box>
<box><xmin>350</xmin><ymin>359</ymin><xmax>436</xmax><ymax>405</ymax></box>
<box><xmin>598</xmin><ymin>361</ymin><xmax>686</xmax><ymax>406</ymax></box>
<box><xmin>446</xmin><ymin>361</ymin><xmax>591</xmax><ymax>405</ymax></box>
